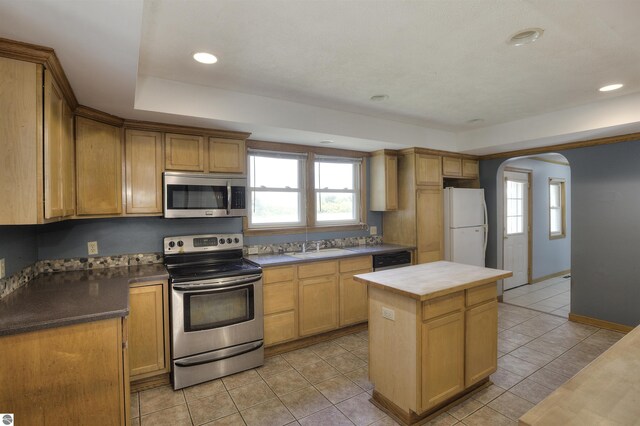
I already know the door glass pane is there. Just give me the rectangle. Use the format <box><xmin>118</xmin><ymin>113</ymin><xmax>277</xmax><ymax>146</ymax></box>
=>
<box><xmin>187</xmin><ymin>287</ymin><xmax>252</xmax><ymax>331</ymax></box>
<box><xmin>506</xmin><ymin>179</ymin><xmax>525</xmax><ymax>235</ymax></box>
<box><xmin>251</xmin><ymin>192</ymin><xmax>300</xmax><ymax>224</ymax></box>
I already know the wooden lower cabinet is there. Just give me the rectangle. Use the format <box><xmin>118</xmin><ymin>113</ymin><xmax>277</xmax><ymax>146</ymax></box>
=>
<box><xmin>263</xmin><ymin>265</ymin><xmax>298</xmax><ymax>346</ymax></box>
<box><xmin>465</xmin><ymin>300</ymin><xmax>498</xmax><ymax>386</ymax></box>
<box><xmin>299</xmin><ymin>274</ymin><xmax>339</xmax><ymax>336</ymax></box>
<box><xmin>264</xmin><ymin>311</ymin><xmax>297</xmax><ymax>345</ymax></box>
<box><xmin>0</xmin><ymin>318</ymin><xmax>129</xmax><ymax>425</ymax></box>
<box><xmin>129</xmin><ymin>281</ymin><xmax>170</xmax><ymax>380</ymax></box>
<box><xmin>421</xmin><ymin>311</ymin><xmax>465</xmax><ymax>410</ymax></box>
<box><xmin>339</xmin><ymin>272</ymin><xmax>369</xmax><ymax>326</ymax></box>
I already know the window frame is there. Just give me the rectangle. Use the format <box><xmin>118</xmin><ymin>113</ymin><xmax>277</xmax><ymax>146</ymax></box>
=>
<box><xmin>549</xmin><ymin>178</ymin><xmax>566</xmax><ymax>239</ymax></box>
<box><xmin>243</xmin><ymin>140</ymin><xmax>368</xmax><ymax>236</ymax></box>
<box><xmin>247</xmin><ymin>149</ymin><xmax>307</xmax><ymax>228</ymax></box>
<box><xmin>313</xmin><ymin>155</ymin><xmax>362</xmax><ymax>226</ymax></box>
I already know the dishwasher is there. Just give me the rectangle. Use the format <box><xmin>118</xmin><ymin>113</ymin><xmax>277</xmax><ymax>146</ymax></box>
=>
<box><xmin>372</xmin><ymin>250</ymin><xmax>412</xmax><ymax>271</ymax></box>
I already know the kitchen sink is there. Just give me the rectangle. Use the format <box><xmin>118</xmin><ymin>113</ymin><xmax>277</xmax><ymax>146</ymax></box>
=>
<box><xmin>288</xmin><ymin>248</ymin><xmax>354</xmax><ymax>259</ymax></box>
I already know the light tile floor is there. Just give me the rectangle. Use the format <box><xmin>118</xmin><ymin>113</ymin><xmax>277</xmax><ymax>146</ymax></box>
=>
<box><xmin>503</xmin><ymin>276</ymin><xmax>571</xmax><ymax>318</ymax></box>
<box><xmin>131</xmin><ymin>303</ymin><xmax>623</xmax><ymax>426</ymax></box>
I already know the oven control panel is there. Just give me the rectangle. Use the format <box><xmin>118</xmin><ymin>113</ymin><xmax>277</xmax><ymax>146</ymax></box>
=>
<box><xmin>164</xmin><ymin>234</ymin><xmax>244</xmax><ymax>254</ymax></box>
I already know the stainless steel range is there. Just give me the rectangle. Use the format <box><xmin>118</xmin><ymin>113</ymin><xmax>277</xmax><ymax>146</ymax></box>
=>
<box><xmin>164</xmin><ymin>233</ymin><xmax>264</xmax><ymax>390</ymax></box>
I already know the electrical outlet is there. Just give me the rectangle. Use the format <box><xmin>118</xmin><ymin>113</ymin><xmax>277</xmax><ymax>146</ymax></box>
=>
<box><xmin>0</xmin><ymin>258</ymin><xmax>5</xmax><ymax>279</ymax></box>
<box><xmin>247</xmin><ymin>247</ymin><xmax>259</xmax><ymax>255</ymax></box>
<box><xmin>382</xmin><ymin>307</ymin><xmax>395</xmax><ymax>321</ymax></box>
<box><xmin>369</xmin><ymin>226</ymin><xmax>378</xmax><ymax>236</ymax></box>
<box><xmin>87</xmin><ymin>241</ymin><xmax>99</xmax><ymax>256</ymax></box>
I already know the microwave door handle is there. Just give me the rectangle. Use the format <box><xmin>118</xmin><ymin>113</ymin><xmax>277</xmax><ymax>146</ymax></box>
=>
<box><xmin>226</xmin><ymin>181</ymin><xmax>231</xmax><ymax>215</ymax></box>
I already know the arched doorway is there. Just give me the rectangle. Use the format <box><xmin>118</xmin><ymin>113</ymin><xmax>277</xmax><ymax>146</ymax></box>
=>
<box><xmin>495</xmin><ymin>153</ymin><xmax>572</xmax><ymax>317</ymax></box>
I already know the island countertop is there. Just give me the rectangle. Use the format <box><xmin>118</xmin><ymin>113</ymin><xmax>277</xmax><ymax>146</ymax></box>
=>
<box><xmin>354</xmin><ymin>260</ymin><xmax>512</xmax><ymax>301</ymax></box>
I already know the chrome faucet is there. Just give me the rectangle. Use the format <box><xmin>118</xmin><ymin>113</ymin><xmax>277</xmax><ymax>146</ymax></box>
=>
<box><xmin>302</xmin><ymin>241</ymin><xmax>321</xmax><ymax>253</ymax></box>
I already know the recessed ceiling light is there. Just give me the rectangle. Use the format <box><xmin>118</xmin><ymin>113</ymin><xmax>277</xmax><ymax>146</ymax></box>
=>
<box><xmin>599</xmin><ymin>83</ymin><xmax>623</xmax><ymax>92</ymax></box>
<box><xmin>193</xmin><ymin>52</ymin><xmax>218</xmax><ymax>64</ymax></box>
<box><xmin>370</xmin><ymin>94</ymin><xmax>389</xmax><ymax>102</ymax></box>
<box><xmin>320</xmin><ymin>140</ymin><xmax>334</xmax><ymax>144</ymax></box>
<box><xmin>508</xmin><ymin>28</ymin><xmax>544</xmax><ymax>46</ymax></box>
<box><xmin>467</xmin><ymin>118</ymin><xmax>484</xmax><ymax>124</ymax></box>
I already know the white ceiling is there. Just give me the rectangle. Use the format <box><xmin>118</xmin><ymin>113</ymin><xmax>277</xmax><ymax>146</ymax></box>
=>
<box><xmin>2</xmin><ymin>0</ymin><xmax>640</xmax><ymax>154</ymax></box>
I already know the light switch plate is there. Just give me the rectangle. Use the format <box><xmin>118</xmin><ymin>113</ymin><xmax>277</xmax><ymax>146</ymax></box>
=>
<box><xmin>87</xmin><ymin>241</ymin><xmax>99</xmax><ymax>256</ymax></box>
<box><xmin>0</xmin><ymin>258</ymin><xmax>5</xmax><ymax>279</ymax></box>
<box><xmin>382</xmin><ymin>307</ymin><xmax>395</xmax><ymax>321</ymax></box>
<box><xmin>369</xmin><ymin>226</ymin><xmax>378</xmax><ymax>236</ymax></box>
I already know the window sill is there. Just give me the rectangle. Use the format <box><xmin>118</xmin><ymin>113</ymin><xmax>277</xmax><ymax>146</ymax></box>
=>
<box><xmin>243</xmin><ymin>224</ymin><xmax>367</xmax><ymax>237</ymax></box>
<box><xmin>549</xmin><ymin>233</ymin><xmax>566</xmax><ymax>240</ymax></box>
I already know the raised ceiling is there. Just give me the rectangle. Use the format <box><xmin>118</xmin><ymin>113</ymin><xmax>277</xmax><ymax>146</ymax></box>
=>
<box><xmin>2</xmin><ymin>0</ymin><xmax>640</xmax><ymax>154</ymax></box>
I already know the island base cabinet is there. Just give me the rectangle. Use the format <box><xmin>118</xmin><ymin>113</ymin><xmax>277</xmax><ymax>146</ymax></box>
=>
<box><xmin>0</xmin><ymin>318</ymin><xmax>128</xmax><ymax>425</ymax></box>
<box><xmin>465</xmin><ymin>300</ymin><xmax>498</xmax><ymax>387</ymax></box>
<box><xmin>421</xmin><ymin>311</ymin><xmax>465</xmax><ymax>411</ymax></box>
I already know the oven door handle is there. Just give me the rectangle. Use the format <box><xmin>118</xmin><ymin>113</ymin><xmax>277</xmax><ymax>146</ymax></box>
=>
<box><xmin>174</xmin><ymin>340</ymin><xmax>264</xmax><ymax>368</ymax></box>
<box><xmin>172</xmin><ymin>274</ymin><xmax>262</xmax><ymax>291</ymax></box>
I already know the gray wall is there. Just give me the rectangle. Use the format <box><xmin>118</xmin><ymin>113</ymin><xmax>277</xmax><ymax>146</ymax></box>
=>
<box><xmin>501</xmin><ymin>158</ymin><xmax>571</xmax><ymax>280</ymax></box>
<box><xmin>481</xmin><ymin>140</ymin><xmax>640</xmax><ymax>327</ymax></box>
<box><xmin>0</xmin><ymin>226</ymin><xmax>38</xmax><ymax>276</ymax></box>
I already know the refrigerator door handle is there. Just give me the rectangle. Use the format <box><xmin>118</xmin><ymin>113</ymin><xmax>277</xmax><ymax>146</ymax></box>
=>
<box><xmin>482</xmin><ymin>198</ymin><xmax>488</xmax><ymax>257</ymax></box>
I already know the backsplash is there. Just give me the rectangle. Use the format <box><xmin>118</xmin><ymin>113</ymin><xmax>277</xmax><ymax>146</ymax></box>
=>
<box><xmin>245</xmin><ymin>235</ymin><xmax>383</xmax><ymax>255</ymax></box>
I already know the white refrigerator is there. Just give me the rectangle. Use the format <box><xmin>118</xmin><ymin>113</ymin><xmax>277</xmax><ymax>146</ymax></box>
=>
<box><xmin>443</xmin><ymin>188</ymin><xmax>488</xmax><ymax>267</ymax></box>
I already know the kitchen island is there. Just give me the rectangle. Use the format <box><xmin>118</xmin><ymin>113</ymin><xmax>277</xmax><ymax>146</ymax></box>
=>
<box><xmin>354</xmin><ymin>261</ymin><xmax>511</xmax><ymax>425</ymax></box>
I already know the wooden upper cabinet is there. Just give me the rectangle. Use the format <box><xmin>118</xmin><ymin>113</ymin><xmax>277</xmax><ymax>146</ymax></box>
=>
<box><xmin>416</xmin><ymin>187</ymin><xmax>443</xmax><ymax>264</ymax></box>
<box><xmin>76</xmin><ymin>117</ymin><xmax>122</xmax><ymax>215</ymax></box>
<box><xmin>462</xmin><ymin>159</ymin><xmax>479</xmax><ymax>179</ymax></box>
<box><xmin>416</xmin><ymin>154</ymin><xmax>442</xmax><ymax>186</ymax></box>
<box><xmin>44</xmin><ymin>71</ymin><xmax>65</xmax><ymax>219</ymax></box>
<box><xmin>442</xmin><ymin>156</ymin><xmax>462</xmax><ymax>177</ymax></box>
<box><xmin>165</xmin><ymin>133</ymin><xmax>205</xmax><ymax>172</ymax></box>
<box><xmin>125</xmin><ymin>130</ymin><xmax>163</xmax><ymax>214</ymax></box>
<box><xmin>208</xmin><ymin>138</ymin><xmax>246</xmax><ymax>173</ymax></box>
<box><xmin>370</xmin><ymin>150</ymin><xmax>398</xmax><ymax>211</ymax></box>
<box><xmin>61</xmin><ymin>102</ymin><xmax>75</xmax><ymax>217</ymax></box>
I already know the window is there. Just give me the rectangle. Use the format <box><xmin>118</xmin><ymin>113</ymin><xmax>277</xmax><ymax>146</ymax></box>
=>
<box><xmin>505</xmin><ymin>179</ymin><xmax>525</xmax><ymax>235</ymax></box>
<box><xmin>314</xmin><ymin>156</ymin><xmax>361</xmax><ymax>225</ymax></box>
<box><xmin>549</xmin><ymin>178</ymin><xmax>566</xmax><ymax>238</ymax></box>
<box><xmin>248</xmin><ymin>150</ymin><xmax>306</xmax><ymax>227</ymax></box>
<box><xmin>246</xmin><ymin>145</ymin><xmax>365</xmax><ymax>232</ymax></box>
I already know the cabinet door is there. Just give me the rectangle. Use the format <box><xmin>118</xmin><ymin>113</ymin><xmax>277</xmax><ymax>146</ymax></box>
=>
<box><xmin>421</xmin><ymin>311</ymin><xmax>464</xmax><ymax>410</ymax></box>
<box><xmin>129</xmin><ymin>283</ymin><xmax>167</xmax><ymax>379</ymax></box>
<box><xmin>61</xmin><ymin>102</ymin><xmax>75</xmax><ymax>217</ymax></box>
<box><xmin>385</xmin><ymin>154</ymin><xmax>398</xmax><ymax>210</ymax></box>
<box><xmin>465</xmin><ymin>300</ymin><xmax>498</xmax><ymax>387</ymax></box>
<box><xmin>370</xmin><ymin>151</ymin><xmax>398</xmax><ymax>211</ymax></box>
<box><xmin>209</xmin><ymin>137</ymin><xmax>246</xmax><ymax>173</ymax></box>
<box><xmin>416</xmin><ymin>154</ymin><xmax>441</xmax><ymax>186</ymax></box>
<box><xmin>265</xmin><ymin>311</ymin><xmax>297</xmax><ymax>346</ymax></box>
<box><xmin>299</xmin><ymin>274</ymin><xmax>338</xmax><ymax>336</ymax></box>
<box><xmin>125</xmin><ymin>130</ymin><xmax>163</xmax><ymax>214</ymax></box>
<box><xmin>416</xmin><ymin>187</ymin><xmax>443</xmax><ymax>264</ymax></box>
<box><xmin>165</xmin><ymin>133</ymin><xmax>205</xmax><ymax>172</ymax></box>
<box><xmin>442</xmin><ymin>156</ymin><xmax>462</xmax><ymax>177</ymax></box>
<box><xmin>44</xmin><ymin>71</ymin><xmax>65</xmax><ymax>219</ymax></box>
<box><xmin>76</xmin><ymin>117</ymin><xmax>122</xmax><ymax>215</ymax></box>
<box><xmin>339</xmin><ymin>270</ymin><xmax>369</xmax><ymax>326</ymax></box>
<box><xmin>462</xmin><ymin>159</ymin><xmax>479</xmax><ymax>179</ymax></box>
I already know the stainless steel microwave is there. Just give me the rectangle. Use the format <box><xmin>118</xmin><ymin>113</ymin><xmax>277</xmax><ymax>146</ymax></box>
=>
<box><xmin>163</xmin><ymin>172</ymin><xmax>247</xmax><ymax>218</ymax></box>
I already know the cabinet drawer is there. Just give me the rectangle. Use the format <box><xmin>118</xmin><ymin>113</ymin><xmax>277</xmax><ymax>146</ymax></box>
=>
<box><xmin>264</xmin><ymin>266</ymin><xmax>295</xmax><ymax>284</ymax></box>
<box><xmin>264</xmin><ymin>281</ymin><xmax>296</xmax><ymax>315</ymax></box>
<box><xmin>339</xmin><ymin>256</ymin><xmax>371</xmax><ymax>273</ymax></box>
<box><xmin>422</xmin><ymin>291</ymin><xmax>464</xmax><ymax>321</ymax></box>
<box><xmin>264</xmin><ymin>311</ymin><xmax>296</xmax><ymax>346</ymax></box>
<box><xmin>466</xmin><ymin>283</ymin><xmax>497</xmax><ymax>307</ymax></box>
<box><xmin>298</xmin><ymin>260</ymin><xmax>337</xmax><ymax>279</ymax></box>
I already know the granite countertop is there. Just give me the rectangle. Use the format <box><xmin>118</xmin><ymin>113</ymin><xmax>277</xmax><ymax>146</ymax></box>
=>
<box><xmin>246</xmin><ymin>244</ymin><xmax>414</xmax><ymax>266</ymax></box>
<box><xmin>0</xmin><ymin>263</ymin><xmax>168</xmax><ymax>336</ymax></box>
<box><xmin>354</xmin><ymin>260</ymin><xmax>512</xmax><ymax>301</ymax></box>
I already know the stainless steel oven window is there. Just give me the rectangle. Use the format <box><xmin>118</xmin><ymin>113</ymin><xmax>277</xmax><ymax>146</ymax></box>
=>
<box><xmin>184</xmin><ymin>285</ymin><xmax>255</xmax><ymax>332</ymax></box>
<box><xmin>166</xmin><ymin>184</ymin><xmax>228</xmax><ymax>210</ymax></box>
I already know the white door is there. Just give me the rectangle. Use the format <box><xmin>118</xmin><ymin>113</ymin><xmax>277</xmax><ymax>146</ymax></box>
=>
<box><xmin>449</xmin><ymin>188</ymin><xmax>486</xmax><ymax>228</ymax></box>
<box><xmin>451</xmin><ymin>226</ymin><xmax>485</xmax><ymax>267</ymax></box>
<box><xmin>503</xmin><ymin>171</ymin><xmax>529</xmax><ymax>290</ymax></box>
